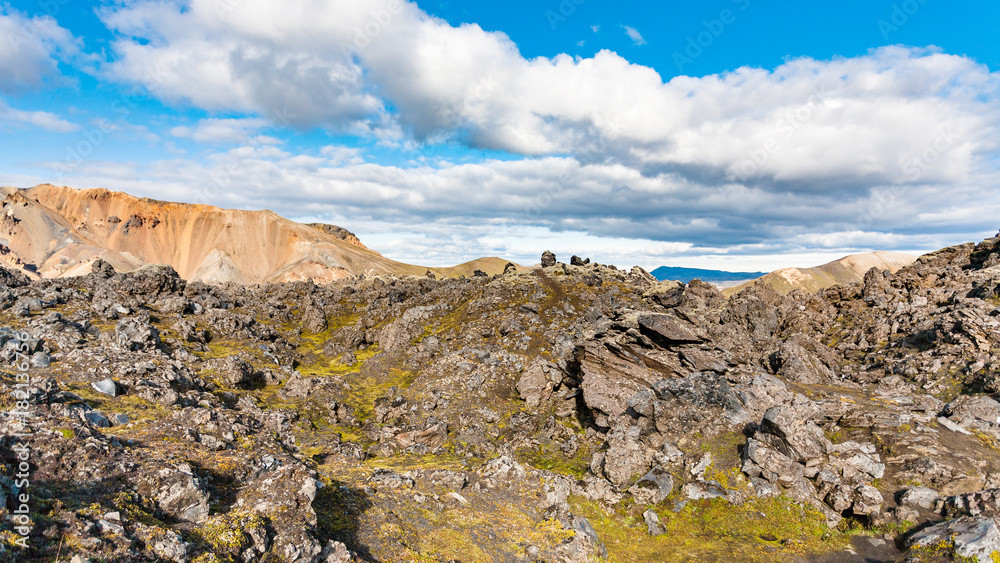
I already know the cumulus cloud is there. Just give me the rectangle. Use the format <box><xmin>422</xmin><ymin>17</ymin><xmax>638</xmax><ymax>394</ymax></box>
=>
<box><xmin>101</xmin><ymin>0</ymin><xmax>387</xmax><ymax>129</ymax></box>
<box><xmin>622</xmin><ymin>25</ymin><xmax>646</xmax><ymax>46</ymax></box>
<box><xmin>171</xmin><ymin>117</ymin><xmax>270</xmax><ymax>144</ymax></box>
<box><xmin>0</xmin><ymin>8</ymin><xmax>79</xmax><ymax>93</ymax></box>
<box><xmin>0</xmin><ymin>99</ymin><xmax>78</xmax><ymax>132</ymax></box>
<box><xmin>42</xmin><ymin>0</ymin><xmax>996</xmax><ymax>266</ymax></box>
<box><xmin>102</xmin><ymin>2</ymin><xmax>1000</xmax><ymax>188</ymax></box>
<box><xmin>24</xmin><ymin>143</ymin><xmax>999</xmax><ymax>268</ymax></box>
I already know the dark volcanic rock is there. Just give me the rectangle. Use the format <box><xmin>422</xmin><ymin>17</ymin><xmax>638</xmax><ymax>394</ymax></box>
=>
<box><xmin>5</xmin><ymin>231</ymin><xmax>1000</xmax><ymax>562</ymax></box>
<box><xmin>115</xmin><ymin>316</ymin><xmax>161</xmax><ymax>351</ymax></box>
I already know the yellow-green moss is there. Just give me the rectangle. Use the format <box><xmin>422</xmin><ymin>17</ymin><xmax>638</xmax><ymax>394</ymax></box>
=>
<box><xmin>189</xmin><ymin>511</ymin><xmax>267</xmax><ymax>560</ymax></box>
<box><xmin>571</xmin><ymin>494</ymin><xmax>848</xmax><ymax>562</ymax></box>
<box><xmin>65</xmin><ymin>384</ymin><xmax>168</xmax><ymax>427</ymax></box>
<box><xmin>517</xmin><ymin>442</ymin><xmax>594</xmax><ymax>478</ymax></box>
<box><xmin>341</xmin><ymin>367</ymin><xmax>416</xmax><ymax>423</ymax></box>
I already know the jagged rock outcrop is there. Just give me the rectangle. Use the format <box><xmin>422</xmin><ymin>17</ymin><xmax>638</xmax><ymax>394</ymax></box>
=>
<box><xmin>2</xmin><ymin>231</ymin><xmax>1000</xmax><ymax>561</ymax></box>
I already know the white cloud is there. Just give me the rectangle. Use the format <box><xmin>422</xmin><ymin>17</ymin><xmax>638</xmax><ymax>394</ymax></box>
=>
<box><xmin>101</xmin><ymin>3</ymin><xmax>1000</xmax><ymax>194</ymax></box>
<box><xmin>10</xmin><ymin>0</ymin><xmax>988</xmax><ymax>269</ymax></box>
<box><xmin>23</xmin><ymin>144</ymin><xmax>1000</xmax><ymax>270</ymax></box>
<box><xmin>0</xmin><ymin>99</ymin><xmax>78</xmax><ymax>132</ymax></box>
<box><xmin>320</xmin><ymin>145</ymin><xmax>365</xmax><ymax>165</ymax></box>
<box><xmin>170</xmin><ymin>117</ymin><xmax>270</xmax><ymax>144</ymax></box>
<box><xmin>0</xmin><ymin>8</ymin><xmax>79</xmax><ymax>93</ymax></box>
<box><xmin>101</xmin><ymin>0</ymin><xmax>386</xmax><ymax>129</ymax></box>
<box><xmin>622</xmin><ymin>25</ymin><xmax>646</xmax><ymax>46</ymax></box>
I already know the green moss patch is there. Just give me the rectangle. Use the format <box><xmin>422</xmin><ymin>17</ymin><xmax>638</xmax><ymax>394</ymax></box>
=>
<box><xmin>571</xmin><ymin>495</ymin><xmax>848</xmax><ymax>562</ymax></box>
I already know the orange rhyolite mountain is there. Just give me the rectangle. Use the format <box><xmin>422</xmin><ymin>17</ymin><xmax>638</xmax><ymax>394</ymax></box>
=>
<box><xmin>0</xmin><ymin>184</ymin><xmax>517</xmax><ymax>283</ymax></box>
<box><xmin>722</xmin><ymin>251</ymin><xmax>918</xmax><ymax>296</ymax></box>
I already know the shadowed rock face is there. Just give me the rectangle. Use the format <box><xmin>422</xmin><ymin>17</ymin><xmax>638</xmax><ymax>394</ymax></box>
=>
<box><xmin>0</xmin><ymin>232</ymin><xmax>999</xmax><ymax>561</ymax></box>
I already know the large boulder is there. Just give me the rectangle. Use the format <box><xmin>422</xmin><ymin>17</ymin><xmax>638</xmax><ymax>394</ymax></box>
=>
<box><xmin>115</xmin><ymin>317</ymin><xmax>161</xmax><ymax>351</ymax></box>
<box><xmin>516</xmin><ymin>362</ymin><xmax>554</xmax><ymax>407</ymax></box>
<box><xmin>135</xmin><ymin>465</ymin><xmax>211</xmax><ymax>523</ymax></box>
<box><xmin>908</xmin><ymin>517</ymin><xmax>1000</xmax><ymax>563</ymax></box>
<box><xmin>637</xmin><ymin>314</ymin><xmax>702</xmax><ymax>345</ymax></box>
<box><xmin>215</xmin><ymin>356</ymin><xmax>262</xmax><ymax>389</ymax></box>
<box><xmin>628</xmin><ymin>466</ymin><xmax>675</xmax><ymax>505</ymax></box>
<box><xmin>758</xmin><ymin>406</ymin><xmax>831</xmax><ymax>462</ymax></box>
<box><xmin>599</xmin><ymin>424</ymin><xmax>651</xmax><ymax>489</ymax></box>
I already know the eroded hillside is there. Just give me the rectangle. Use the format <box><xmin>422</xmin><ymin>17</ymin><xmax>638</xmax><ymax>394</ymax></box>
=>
<box><xmin>0</xmin><ymin>185</ymin><xmax>517</xmax><ymax>284</ymax></box>
<box><xmin>0</xmin><ymin>233</ymin><xmax>999</xmax><ymax>562</ymax></box>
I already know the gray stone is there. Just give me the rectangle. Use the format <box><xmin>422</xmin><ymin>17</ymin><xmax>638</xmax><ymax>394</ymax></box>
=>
<box><xmin>82</xmin><ymin>411</ymin><xmax>111</xmax><ymax>428</ymax></box>
<box><xmin>150</xmin><ymin>530</ymin><xmax>190</xmax><ymax>562</ymax></box>
<box><xmin>901</xmin><ymin>486</ymin><xmax>939</xmax><ymax>510</ymax></box>
<box><xmin>637</xmin><ymin>314</ymin><xmax>702</xmax><ymax>344</ymax></box>
<box><xmin>115</xmin><ymin>317</ymin><xmax>160</xmax><ymax>351</ymax></box>
<box><xmin>30</xmin><ymin>351</ymin><xmax>50</xmax><ymax>367</ymax></box>
<box><xmin>629</xmin><ymin>466</ymin><xmax>674</xmax><ymax>505</ymax></box>
<box><xmin>541</xmin><ymin>251</ymin><xmax>556</xmax><ymax>267</ymax></box>
<box><xmin>908</xmin><ymin>516</ymin><xmax>1000</xmax><ymax>563</ymax></box>
<box><xmin>91</xmin><ymin>378</ymin><xmax>117</xmax><ymax>397</ymax></box>
<box><xmin>643</xmin><ymin>509</ymin><xmax>665</xmax><ymax>536</ymax></box>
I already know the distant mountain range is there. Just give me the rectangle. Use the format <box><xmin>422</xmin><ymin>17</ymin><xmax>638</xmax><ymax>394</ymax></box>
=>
<box><xmin>654</xmin><ymin>251</ymin><xmax>919</xmax><ymax>296</ymax></box>
<box><xmin>650</xmin><ymin>266</ymin><xmax>767</xmax><ymax>284</ymax></box>
<box><xmin>721</xmin><ymin>251</ymin><xmax>917</xmax><ymax>296</ymax></box>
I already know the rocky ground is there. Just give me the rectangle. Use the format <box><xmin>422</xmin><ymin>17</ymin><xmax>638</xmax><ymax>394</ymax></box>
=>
<box><xmin>0</xmin><ymin>234</ymin><xmax>999</xmax><ymax>562</ymax></box>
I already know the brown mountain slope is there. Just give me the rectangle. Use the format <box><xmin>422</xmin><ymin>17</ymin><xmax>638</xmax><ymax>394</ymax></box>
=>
<box><xmin>722</xmin><ymin>251</ymin><xmax>917</xmax><ymax>296</ymax></box>
<box><xmin>0</xmin><ymin>184</ymin><xmax>519</xmax><ymax>283</ymax></box>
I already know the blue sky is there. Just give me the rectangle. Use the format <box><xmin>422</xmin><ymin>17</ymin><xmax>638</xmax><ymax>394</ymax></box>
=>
<box><xmin>1</xmin><ymin>0</ymin><xmax>999</xmax><ymax>270</ymax></box>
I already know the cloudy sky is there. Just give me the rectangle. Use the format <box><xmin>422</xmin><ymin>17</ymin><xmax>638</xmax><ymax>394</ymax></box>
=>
<box><xmin>1</xmin><ymin>0</ymin><xmax>999</xmax><ymax>271</ymax></box>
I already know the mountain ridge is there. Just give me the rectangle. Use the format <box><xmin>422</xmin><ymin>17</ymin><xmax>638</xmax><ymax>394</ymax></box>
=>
<box><xmin>0</xmin><ymin>184</ymin><xmax>519</xmax><ymax>283</ymax></box>
<box><xmin>722</xmin><ymin>250</ymin><xmax>918</xmax><ymax>296</ymax></box>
